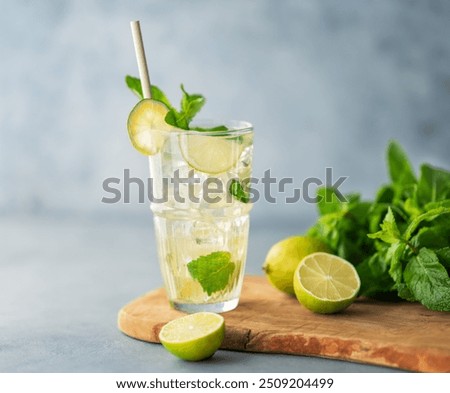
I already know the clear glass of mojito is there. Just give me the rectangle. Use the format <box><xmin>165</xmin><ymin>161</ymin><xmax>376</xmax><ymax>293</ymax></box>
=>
<box><xmin>127</xmin><ymin>22</ymin><xmax>253</xmax><ymax>313</ymax></box>
<box><xmin>147</xmin><ymin>120</ymin><xmax>253</xmax><ymax>313</ymax></box>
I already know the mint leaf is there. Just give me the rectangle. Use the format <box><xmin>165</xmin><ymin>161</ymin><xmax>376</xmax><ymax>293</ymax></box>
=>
<box><xmin>163</xmin><ymin>85</ymin><xmax>206</xmax><ymax>130</ymax></box>
<box><xmin>308</xmin><ymin>212</ymin><xmax>343</xmax><ymax>251</ymax></box>
<box><xmin>412</xmin><ymin>225</ymin><xmax>450</xmax><ymax>250</ymax></box>
<box><xmin>180</xmin><ymin>84</ymin><xmax>206</xmax><ymax>124</ymax></box>
<box><xmin>387</xmin><ymin>140</ymin><xmax>417</xmax><ymax>187</ymax></box>
<box><xmin>125</xmin><ymin>75</ymin><xmax>174</xmax><ymax>109</ymax></box>
<box><xmin>416</xmin><ymin>164</ymin><xmax>450</xmax><ymax>207</ymax></box>
<box><xmin>356</xmin><ymin>252</ymin><xmax>395</xmax><ymax>297</ymax></box>
<box><xmin>191</xmin><ymin>125</ymin><xmax>229</xmax><ymax>132</ymax></box>
<box><xmin>126</xmin><ymin>75</ymin><xmax>143</xmax><ymax>99</ymax></box>
<box><xmin>368</xmin><ymin>207</ymin><xmax>402</xmax><ymax>244</ymax></box>
<box><xmin>404</xmin><ymin>248</ymin><xmax>450</xmax><ymax>311</ymax></box>
<box><xmin>387</xmin><ymin>242</ymin><xmax>407</xmax><ymax>284</ymax></box>
<box><xmin>404</xmin><ymin>207</ymin><xmax>450</xmax><ymax>240</ymax></box>
<box><xmin>403</xmin><ymin>197</ymin><xmax>422</xmax><ymax>217</ymax></box>
<box><xmin>435</xmin><ymin>247</ymin><xmax>450</xmax><ymax>270</ymax></box>
<box><xmin>396</xmin><ymin>283</ymin><xmax>416</xmax><ymax>301</ymax></box>
<box><xmin>374</xmin><ymin>185</ymin><xmax>394</xmax><ymax>204</ymax></box>
<box><xmin>229</xmin><ymin>179</ymin><xmax>250</xmax><ymax>203</ymax></box>
<box><xmin>368</xmin><ymin>204</ymin><xmax>390</xmax><ymax>233</ymax></box>
<box><xmin>309</xmin><ymin>208</ymin><xmax>375</xmax><ymax>264</ymax></box>
<box><xmin>151</xmin><ymin>85</ymin><xmax>174</xmax><ymax>110</ymax></box>
<box><xmin>317</xmin><ymin>187</ymin><xmax>346</xmax><ymax>215</ymax></box>
<box><xmin>346</xmin><ymin>198</ymin><xmax>371</xmax><ymax>225</ymax></box>
<box><xmin>187</xmin><ymin>251</ymin><xmax>236</xmax><ymax>296</ymax></box>
<box><xmin>165</xmin><ymin>108</ymin><xmax>189</xmax><ymax>129</ymax></box>
<box><xmin>424</xmin><ymin>199</ymin><xmax>450</xmax><ymax>210</ymax></box>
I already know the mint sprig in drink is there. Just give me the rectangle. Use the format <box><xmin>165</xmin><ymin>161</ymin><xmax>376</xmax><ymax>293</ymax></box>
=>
<box><xmin>127</xmin><ymin>22</ymin><xmax>253</xmax><ymax>312</ymax></box>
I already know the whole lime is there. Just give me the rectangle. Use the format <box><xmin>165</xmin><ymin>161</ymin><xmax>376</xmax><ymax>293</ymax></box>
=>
<box><xmin>262</xmin><ymin>236</ymin><xmax>330</xmax><ymax>295</ymax></box>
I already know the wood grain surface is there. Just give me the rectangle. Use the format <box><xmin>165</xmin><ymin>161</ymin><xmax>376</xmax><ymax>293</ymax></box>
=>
<box><xmin>118</xmin><ymin>276</ymin><xmax>450</xmax><ymax>372</ymax></box>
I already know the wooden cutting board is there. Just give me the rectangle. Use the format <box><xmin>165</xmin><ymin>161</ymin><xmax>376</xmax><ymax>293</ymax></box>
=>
<box><xmin>118</xmin><ymin>275</ymin><xmax>450</xmax><ymax>372</ymax></box>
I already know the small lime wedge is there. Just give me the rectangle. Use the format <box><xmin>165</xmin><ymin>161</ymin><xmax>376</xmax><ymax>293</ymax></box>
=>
<box><xmin>158</xmin><ymin>312</ymin><xmax>225</xmax><ymax>361</ymax></box>
<box><xmin>179</xmin><ymin>134</ymin><xmax>243</xmax><ymax>174</ymax></box>
<box><xmin>127</xmin><ymin>99</ymin><xmax>173</xmax><ymax>155</ymax></box>
<box><xmin>293</xmin><ymin>252</ymin><xmax>360</xmax><ymax>314</ymax></box>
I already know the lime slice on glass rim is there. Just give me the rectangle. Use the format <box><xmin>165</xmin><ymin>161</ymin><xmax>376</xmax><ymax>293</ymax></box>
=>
<box><xmin>127</xmin><ymin>99</ymin><xmax>173</xmax><ymax>155</ymax></box>
<box><xmin>158</xmin><ymin>312</ymin><xmax>225</xmax><ymax>361</ymax></box>
<box><xmin>293</xmin><ymin>252</ymin><xmax>360</xmax><ymax>314</ymax></box>
<box><xmin>179</xmin><ymin>133</ymin><xmax>244</xmax><ymax>175</ymax></box>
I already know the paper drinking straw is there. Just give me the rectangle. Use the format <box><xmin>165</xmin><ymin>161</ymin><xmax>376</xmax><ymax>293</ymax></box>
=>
<box><xmin>130</xmin><ymin>20</ymin><xmax>152</xmax><ymax>99</ymax></box>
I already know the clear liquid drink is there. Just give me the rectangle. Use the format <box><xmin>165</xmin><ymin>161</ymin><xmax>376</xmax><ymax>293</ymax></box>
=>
<box><xmin>148</xmin><ymin>121</ymin><xmax>253</xmax><ymax>313</ymax></box>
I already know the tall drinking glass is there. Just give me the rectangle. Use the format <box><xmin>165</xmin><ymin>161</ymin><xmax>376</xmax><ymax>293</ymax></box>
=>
<box><xmin>148</xmin><ymin>121</ymin><xmax>254</xmax><ymax>313</ymax></box>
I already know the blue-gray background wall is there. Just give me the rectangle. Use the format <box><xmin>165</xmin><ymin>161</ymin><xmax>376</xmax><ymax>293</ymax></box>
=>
<box><xmin>1</xmin><ymin>0</ymin><xmax>450</xmax><ymax>230</ymax></box>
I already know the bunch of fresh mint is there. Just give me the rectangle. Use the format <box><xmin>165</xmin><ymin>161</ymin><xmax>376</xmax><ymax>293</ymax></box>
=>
<box><xmin>126</xmin><ymin>75</ymin><xmax>226</xmax><ymax>132</ymax></box>
<box><xmin>308</xmin><ymin>141</ymin><xmax>450</xmax><ymax>311</ymax></box>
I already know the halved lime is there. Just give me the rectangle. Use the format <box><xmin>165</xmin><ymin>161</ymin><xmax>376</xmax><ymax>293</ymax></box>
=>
<box><xmin>127</xmin><ymin>99</ymin><xmax>173</xmax><ymax>155</ymax></box>
<box><xmin>158</xmin><ymin>312</ymin><xmax>225</xmax><ymax>361</ymax></box>
<box><xmin>293</xmin><ymin>252</ymin><xmax>360</xmax><ymax>314</ymax></box>
<box><xmin>179</xmin><ymin>134</ymin><xmax>244</xmax><ymax>174</ymax></box>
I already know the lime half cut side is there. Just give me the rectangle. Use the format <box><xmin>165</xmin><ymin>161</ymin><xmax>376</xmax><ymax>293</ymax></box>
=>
<box><xmin>127</xmin><ymin>99</ymin><xmax>173</xmax><ymax>155</ymax></box>
<box><xmin>293</xmin><ymin>252</ymin><xmax>360</xmax><ymax>314</ymax></box>
<box><xmin>158</xmin><ymin>312</ymin><xmax>225</xmax><ymax>361</ymax></box>
<box><xmin>179</xmin><ymin>134</ymin><xmax>244</xmax><ymax>174</ymax></box>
